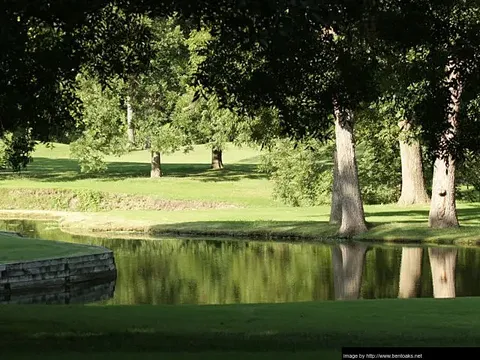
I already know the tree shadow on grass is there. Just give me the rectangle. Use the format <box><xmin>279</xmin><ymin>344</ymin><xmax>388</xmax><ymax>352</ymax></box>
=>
<box><xmin>365</xmin><ymin>207</ymin><xmax>479</xmax><ymax>223</ymax></box>
<box><xmin>365</xmin><ymin>209</ymin><xmax>429</xmax><ymax>218</ymax></box>
<box><xmin>0</xmin><ymin>158</ymin><xmax>267</xmax><ymax>183</ymax></box>
<box><xmin>167</xmin><ymin>163</ymin><xmax>267</xmax><ymax>182</ymax></box>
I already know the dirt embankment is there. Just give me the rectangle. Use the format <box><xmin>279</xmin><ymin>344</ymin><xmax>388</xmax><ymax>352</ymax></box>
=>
<box><xmin>0</xmin><ymin>188</ymin><xmax>238</xmax><ymax>212</ymax></box>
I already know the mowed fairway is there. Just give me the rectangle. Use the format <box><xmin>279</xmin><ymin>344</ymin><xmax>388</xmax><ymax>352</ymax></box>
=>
<box><xmin>0</xmin><ymin>143</ymin><xmax>273</xmax><ymax>206</ymax></box>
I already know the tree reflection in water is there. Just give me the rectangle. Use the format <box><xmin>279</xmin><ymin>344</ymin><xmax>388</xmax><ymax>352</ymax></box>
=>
<box><xmin>332</xmin><ymin>243</ymin><xmax>368</xmax><ymax>300</ymax></box>
<box><xmin>0</xmin><ymin>220</ymin><xmax>478</xmax><ymax>305</ymax></box>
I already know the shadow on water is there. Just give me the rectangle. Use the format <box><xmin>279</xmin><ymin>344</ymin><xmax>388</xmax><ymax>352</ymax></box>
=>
<box><xmin>0</xmin><ymin>158</ymin><xmax>266</xmax><ymax>183</ymax></box>
<box><xmin>1</xmin><ymin>219</ymin><xmax>479</xmax><ymax>305</ymax></box>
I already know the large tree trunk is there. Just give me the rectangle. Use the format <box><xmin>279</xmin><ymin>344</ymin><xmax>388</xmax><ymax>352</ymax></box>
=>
<box><xmin>211</xmin><ymin>148</ymin><xmax>224</xmax><ymax>170</ymax></box>
<box><xmin>332</xmin><ymin>243</ymin><xmax>368</xmax><ymax>300</ymax></box>
<box><xmin>398</xmin><ymin>247</ymin><xmax>423</xmax><ymax>298</ymax></box>
<box><xmin>429</xmin><ymin>156</ymin><xmax>458</xmax><ymax>228</ymax></box>
<box><xmin>329</xmin><ymin>148</ymin><xmax>342</xmax><ymax>225</ymax></box>
<box><xmin>150</xmin><ymin>151</ymin><xmax>161</xmax><ymax>178</ymax></box>
<box><xmin>428</xmin><ymin>247</ymin><xmax>457</xmax><ymax>299</ymax></box>
<box><xmin>126</xmin><ymin>96</ymin><xmax>135</xmax><ymax>146</ymax></box>
<box><xmin>428</xmin><ymin>61</ymin><xmax>462</xmax><ymax>228</ymax></box>
<box><xmin>333</xmin><ymin>105</ymin><xmax>368</xmax><ymax>236</ymax></box>
<box><xmin>397</xmin><ymin>121</ymin><xmax>430</xmax><ymax>206</ymax></box>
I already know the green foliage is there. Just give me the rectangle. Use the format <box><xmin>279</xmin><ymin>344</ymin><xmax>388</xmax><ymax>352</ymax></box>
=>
<box><xmin>73</xmin><ymin>189</ymin><xmax>105</xmax><ymax>212</ymax></box>
<box><xmin>131</xmin><ymin>17</ymin><xmax>192</xmax><ymax>155</ymax></box>
<box><xmin>247</xmin><ymin>107</ymin><xmax>282</xmax><ymax>148</ymax></box>
<box><xmin>0</xmin><ymin>129</ymin><xmax>36</xmax><ymax>172</ymax></box>
<box><xmin>259</xmin><ymin>139</ymin><xmax>332</xmax><ymax>207</ymax></box>
<box><xmin>170</xmin><ymin>27</ymin><xmax>250</xmax><ymax>154</ymax></box>
<box><xmin>174</xmin><ymin>88</ymin><xmax>242</xmax><ymax>152</ymax></box>
<box><xmin>357</xmin><ymin>144</ymin><xmax>401</xmax><ymax>204</ymax></box>
<box><xmin>69</xmin><ymin>75</ymin><xmax>128</xmax><ymax>173</ymax></box>
<box><xmin>356</xmin><ymin>107</ymin><xmax>402</xmax><ymax>204</ymax></box>
<box><xmin>0</xmin><ymin>1</ymin><xmax>154</xmax><ymax>145</ymax></box>
<box><xmin>0</xmin><ymin>138</ymin><xmax>7</xmax><ymax>169</ymax></box>
<box><xmin>457</xmin><ymin>152</ymin><xmax>480</xmax><ymax>202</ymax></box>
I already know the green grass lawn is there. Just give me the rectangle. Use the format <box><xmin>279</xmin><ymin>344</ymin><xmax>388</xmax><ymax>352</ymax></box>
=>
<box><xmin>0</xmin><ymin>232</ymin><xmax>104</xmax><ymax>262</ymax></box>
<box><xmin>2</xmin><ymin>298</ymin><xmax>480</xmax><ymax>359</ymax></box>
<box><xmin>0</xmin><ymin>143</ymin><xmax>272</xmax><ymax>207</ymax></box>
<box><xmin>0</xmin><ymin>142</ymin><xmax>479</xmax><ymax>244</ymax></box>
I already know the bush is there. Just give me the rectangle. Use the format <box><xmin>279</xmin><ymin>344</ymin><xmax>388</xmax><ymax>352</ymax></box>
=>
<box><xmin>259</xmin><ymin>138</ymin><xmax>333</xmax><ymax>206</ymax></box>
<box><xmin>0</xmin><ymin>129</ymin><xmax>36</xmax><ymax>172</ymax></box>
<box><xmin>69</xmin><ymin>75</ymin><xmax>128</xmax><ymax>173</ymax></box>
<box><xmin>356</xmin><ymin>143</ymin><xmax>401</xmax><ymax>204</ymax></box>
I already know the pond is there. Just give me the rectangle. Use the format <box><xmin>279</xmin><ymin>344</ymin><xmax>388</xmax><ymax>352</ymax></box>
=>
<box><xmin>1</xmin><ymin>219</ymin><xmax>480</xmax><ymax>305</ymax></box>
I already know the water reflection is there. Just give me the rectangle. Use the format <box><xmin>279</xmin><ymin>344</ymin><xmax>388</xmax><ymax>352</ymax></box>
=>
<box><xmin>1</xmin><ymin>278</ymin><xmax>115</xmax><ymax>304</ymax></box>
<box><xmin>428</xmin><ymin>248</ymin><xmax>457</xmax><ymax>299</ymax></box>
<box><xmin>333</xmin><ymin>243</ymin><xmax>368</xmax><ymax>300</ymax></box>
<box><xmin>398</xmin><ymin>247</ymin><xmax>423</xmax><ymax>298</ymax></box>
<box><xmin>0</xmin><ymin>219</ymin><xmax>477</xmax><ymax>305</ymax></box>
<box><xmin>397</xmin><ymin>246</ymin><xmax>458</xmax><ymax>299</ymax></box>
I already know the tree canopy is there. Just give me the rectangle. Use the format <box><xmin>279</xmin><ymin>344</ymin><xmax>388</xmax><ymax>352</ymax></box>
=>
<box><xmin>0</xmin><ymin>1</ymin><xmax>152</xmax><ymax>141</ymax></box>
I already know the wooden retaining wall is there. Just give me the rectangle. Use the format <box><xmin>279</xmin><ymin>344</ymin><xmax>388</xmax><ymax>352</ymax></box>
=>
<box><xmin>0</xmin><ymin>251</ymin><xmax>117</xmax><ymax>296</ymax></box>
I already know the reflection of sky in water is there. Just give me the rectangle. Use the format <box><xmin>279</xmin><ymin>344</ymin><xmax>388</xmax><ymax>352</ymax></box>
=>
<box><xmin>1</xmin><ymin>219</ymin><xmax>479</xmax><ymax>305</ymax></box>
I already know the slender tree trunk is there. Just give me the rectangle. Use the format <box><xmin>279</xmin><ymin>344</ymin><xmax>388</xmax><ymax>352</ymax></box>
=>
<box><xmin>397</xmin><ymin>121</ymin><xmax>430</xmax><ymax>206</ymax></box>
<box><xmin>211</xmin><ymin>148</ymin><xmax>224</xmax><ymax>169</ymax></box>
<box><xmin>150</xmin><ymin>151</ymin><xmax>161</xmax><ymax>178</ymax></box>
<box><xmin>329</xmin><ymin>148</ymin><xmax>342</xmax><ymax>225</ymax></box>
<box><xmin>398</xmin><ymin>247</ymin><xmax>423</xmax><ymax>298</ymax></box>
<box><xmin>332</xmin><ymin>243</ymin><xmax>368</xmax><ymax>300</ymax></box>
<box><xmin>333</xmin><ymin>105</ymin><xmax>368</xmax><ymax>236</ymax></box>
<box><xmin>429</xmin><ymin>61</ymin><xmax>462</xmax><ymax>228</ymax></box>
<box><xmin>126</xmin><ymin>96</ymin><xmax>135</xmax><ymax>146</ymax></box>
<box><xmin>428</xmin><ymin>247</ymin><xmax>457</xmax><ymax>299</ymax></box>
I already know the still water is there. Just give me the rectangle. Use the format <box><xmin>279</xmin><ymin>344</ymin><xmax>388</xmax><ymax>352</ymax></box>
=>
<box><xmin>1</xmin><ymin>219</ymin><xmax>480</xmax><ymax>305</ymax></box>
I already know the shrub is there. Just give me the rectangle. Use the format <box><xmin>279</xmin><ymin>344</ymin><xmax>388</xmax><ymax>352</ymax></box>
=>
<box><xmin>259</xmin><ymin>138</ymin><xmax>333</xmax><ymax>206</ymax></box>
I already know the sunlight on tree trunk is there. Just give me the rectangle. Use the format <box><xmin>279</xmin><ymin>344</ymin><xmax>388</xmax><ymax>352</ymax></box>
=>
<box><xmin>334</xmin><ymin>105</ymin><xmax>367</xmax><ymax>236</ymax></box>
<box><xmin>211</xmin><ymin>148</ymin><xmax>224</xmax><ymax>170</ymax></box>
<box><xmin>329</xmin><ymin>148</ymin><xmax>342</xmax><ymax>225</ymax></box>
<box><xmin>429</xmin><ymin>156</ymin><xmax>458</xmax><ymax>227</ymax></box>
<box><xmin>428</xmin><ymin>247</ymin><xmax>457</xmax><ymax>298</ymax></box>
<box><xmin>398</xmin><ymin>247</ymin><xmax>423</xmax><ymax>298</ymax></box>
<box><xmin>397</xmin><ymin>121</ymin><xmax>430</xmax><ymax>206</ymax></box>
<box><xmin>429</xmin><ymin>61</ymin><xmax>461</xmax><ymax>228</ymax></box>
<box><xmin>150</xmin><ymin>151</ymin><xmax>161</xmax><ymax>178</ymax></box>
<box><xmin>126</xmin><ymin>96</ymin><xmax>135</xmax><ymax>146</ymax></box>
<box><xmin>332</xmin><ymin>243</ymin><xmax>368</xmax><ymax>300</ymax></box>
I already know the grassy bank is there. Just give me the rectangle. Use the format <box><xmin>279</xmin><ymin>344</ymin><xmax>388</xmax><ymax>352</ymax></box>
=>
<box><xmin>0</xmin><ymin>232</ymin><xmax>104</xmax><ymax>262</ymax></box>
<box><xmin>0</xmin><ymin>143</ymin><xmax>479</xmax><ymax>245</ymax></box>
<box><xmin>2</xmin><ymin>298</ymin><xmax>480</xmax><ymax>359</ymax></box>
<box><xmin>1</xmin><ymin>204</ymin><xmax>479</xmax><ymax>245</ymax></box>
